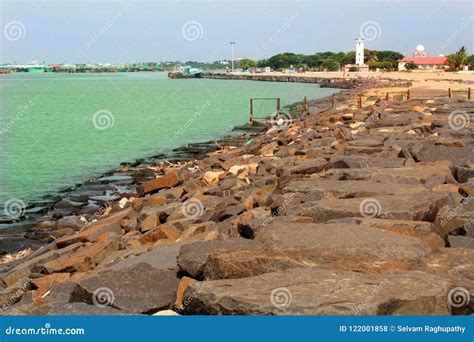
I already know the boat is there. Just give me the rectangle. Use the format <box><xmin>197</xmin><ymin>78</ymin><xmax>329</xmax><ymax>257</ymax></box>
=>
<box><xmin>168</xmin><ymin>65</ymin><xmax>202</xmax><ymax>79</ymax></box>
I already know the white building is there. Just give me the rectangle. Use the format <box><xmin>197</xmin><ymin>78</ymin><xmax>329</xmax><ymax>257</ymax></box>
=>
<box><xmin>342</xmin><ymin>37</ymin><xmax>369</xmax><ymax>72</ymax></box>
<box><xmin>355</xmin><ymin>38</ymin><xmax>365</xmax><ymax>65</ymax></box>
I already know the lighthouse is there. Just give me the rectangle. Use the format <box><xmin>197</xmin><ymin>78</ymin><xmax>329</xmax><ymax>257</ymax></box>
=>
<box><xmin>342</xmin><ymin>37</ymin><xmax>369</xmax><ymax>73</ymax></box>
<box><xmin>355</xmin><ymin>37</ymin><xmax>365</xmax><ymax>65</ymax></box>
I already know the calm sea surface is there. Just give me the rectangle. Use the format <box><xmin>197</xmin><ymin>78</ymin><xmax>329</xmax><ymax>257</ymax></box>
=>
<box><xmin>0</xmin><ymin>72</ymin><xmax>339</xmax><ymax>205</ymax></box>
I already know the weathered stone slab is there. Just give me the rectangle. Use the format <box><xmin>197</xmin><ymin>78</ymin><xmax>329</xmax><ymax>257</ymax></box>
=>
<box><xmin>434</xmin><ymin>200</ymin><xmax>474</xmax><ymax>238</ymax></box>
<box><xmin>237</xmin><ymin>216</ymin><xmax>314</xmax><ymax>239</ymax></box>
<box><xmin>105</xmin><ymin>243</ymin><xmax>182</xmax><ymax>271</ymax></box>
<box><xmin>137</xmin><ymin>172</ymin><xmax>180</xmax><ymax>196</ymax></box>
<box><xmin>329</xmin><ymin>155</ymin><xmax>406</xmax><ymax>169</ymax></box>
<box><xmin>183</xmin><ymin>267</ymin><xmax>450</xmax><ymax>315</ymax></box>
<box><xmin>411</xmin><ymin>143</ymin><xmax>473</xmax><ymax>166</ymax></box>
<box><xmin>421</xmin><ymin>248</ymin><xmax>474</xmax><ymax>314</ymax></box>
<box><xmin>2</xmin><ymin>243</ymin><xmax>83</xmax><ymax>283</ymax></box>
<box><xmin>284</xmin><ymin>192</ymin><xmax>453</xmax><ymax>223</ymax></box>
<box><xmin>54</xmin><ymin>208</ymin><xmax>132</xmax><ymax>248</ymax></box>
<box><xmin>283</xmin><ymin>179</ymin><xmax>427</xmax><ymax>198</ymax></box>
<box><xmin>177</xmin><ymin>238</ymin><xmax>263</xmax><ymax>279</ymax></box>
<box><xmin>72</xmin><ymin>262</ymin><xmax>179</xmax><ymax>314</ymax></box>
<box><xmin>289</xmin><ymin>158</ymin><xmax>347</xmax><ymax>175</ymax></box>
<box><xmin>253</xmin><ymin>222</ymin><xmax>428</xmax><ymax>272</ymax></box>
<box><xmin>322</xmin><ymin>163</ymin><xmax>454</xmax><ymax>185</ymax></box>
<box><xmin>329</xmin><ymin>217</ymin><xmax>444</xmax><ymax>250</ymax></box>
<box><xmin>41</xmin><ymin>240</ymin><xmax>120</xmax><ymax>273</ymax></box>
<box><xmin>48</xmin><ymin>302</ymin><xmax>134</xmax><ymax>315</ymax></box>
<box><xmin>448</xmin><ymin>235</ymin><xmax>474</xmax><ymax>249</ymax></box>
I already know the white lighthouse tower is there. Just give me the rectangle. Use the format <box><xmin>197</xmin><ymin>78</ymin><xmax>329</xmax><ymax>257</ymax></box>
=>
<box><xmin>355</xmin><ymin>37</ymin><xmax>365</xmax><ymax>65</ymax></box>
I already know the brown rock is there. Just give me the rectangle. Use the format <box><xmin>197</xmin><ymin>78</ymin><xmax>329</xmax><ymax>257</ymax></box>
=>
<box><xmin>254</xmin><ymin>222</ymin><xmax>428</xmax><ymax>272</ymax></box>
<box><xmin>137</xmin><ymin>171</ymin><xmax>180</xmax><ymax>196</ymax></box>
<box><xmin>177</xmin><ymin>238</ymin><xmax>263</xmax><ymax>279</ymax></box>
<box><xmin>54</xmin><ymin>208</ymin><xmax>131</xmax><ymax>248</ymax></box>
<box><xmin>32</xmin><ymin>273</ymin><xmax>71</xmax><ymax>300</ymax></box>
<box><xmin>202</xmin><ymin>171</ymin><xmax>226</xmax><ymax>186</ymax></box>
<box><xmin>175</xmin><ymin>277</ymin><xmax>194</xmax><ymax>309</ymax></box>
<box><xmin>183</xmin><ymin>267</ymin><xmax>450</xmax><ymax>315</ymax></box>
<box><xmin>41</xmin><ymin>240</ymin><xmax>119</xmax><ymax>273</ymax></box>
<box><xmin>413</xmin><ymin>105</ymin><xmax>424</xmax><ymax>113</ymax></box>
<box><xmin>285</xmin><ymin>192</ymin><xmax>453</xmax><ymax>223</ymax></box>
<box><xmin>139</xmin><ymin>224</ymin><xmax>180</xmax><ymax>244</ymax></box>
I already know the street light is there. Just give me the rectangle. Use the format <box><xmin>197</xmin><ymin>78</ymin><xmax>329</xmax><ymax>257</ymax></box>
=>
<box><xmin>230</xmin><ymin>42</ymin><xmax>235</xmax><ymax>72</ymax></box>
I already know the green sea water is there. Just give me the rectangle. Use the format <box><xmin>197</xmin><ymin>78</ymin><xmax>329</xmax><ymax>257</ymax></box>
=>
<box><xmin>0</xmin><ymin>72</ymin><xmax>339</xmax><ymax>205</ymax></box>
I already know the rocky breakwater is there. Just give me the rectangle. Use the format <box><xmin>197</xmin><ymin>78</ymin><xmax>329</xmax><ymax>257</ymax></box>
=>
<box><xmin>201</xmin><ymin>72</ymin><xmax>412</xmax><ymax>89</ymax></box>
<box><xmin>0</xmin><ymin>85</ymin><xmax>473</xmax><ymax>316</ymax></box>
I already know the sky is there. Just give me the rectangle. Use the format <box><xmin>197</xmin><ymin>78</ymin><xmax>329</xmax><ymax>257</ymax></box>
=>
<box><xmin>1</xmin><ymin>0</ymin><xmax>473</xmax><ymax>64</ymax></box>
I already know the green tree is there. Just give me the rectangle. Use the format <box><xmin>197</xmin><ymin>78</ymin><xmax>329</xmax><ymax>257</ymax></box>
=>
<box><xmin>267</xmin><ymin>53</ymin><xmax>305</xmax><ymax>69</ymax></box>
<box><xmin>341</xmin><ymin>51</ymin><xmax>356</xmax><ymax>65</ymax></box>
<box><xmin>447</xmin><ymin>46</ymin><xmax>468</xmax><ymax>71</ymax></box>
<box><xmin>405</xmin><ymin>62</ymin><xmax>417</xmax><ymax>70</ymax></box>
<box><xmin>321</xmin><ymin>59</ymin><xmax>340</xmax><ymax>71</ymax></box>
<box><xmin>256</xmin><ymin>59</ymin><xmax>268</xmax><ymax>68</ymax></box>
<box><xmin>465</xmin><ymin>54</ymin><xmax>474</xmax><ymax>67</ymax></box>
<box><xmin>238</xmin><ymin>58</ymin><xmax>256</xmax><ymax>70</ymax></box>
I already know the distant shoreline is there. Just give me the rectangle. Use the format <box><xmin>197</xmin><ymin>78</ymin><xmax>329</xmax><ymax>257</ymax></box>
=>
<box><xmin>0</xmin><ymin>77</ymin><xmax>342</xmax><ymax>238</ymax></box>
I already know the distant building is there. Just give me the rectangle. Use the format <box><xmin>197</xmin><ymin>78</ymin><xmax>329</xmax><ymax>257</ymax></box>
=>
<box><xmin>355</xmin><ymin>38</ymin><xmax>365</xmax><ymax>65</ymax></box>
<box><xmin>398</xmin><ymin>45</ymin><xmax>448</xmax><ymax>71</ymax></box>
<box><xmin>398</xmin><ymin>56</ymin><xmax>448</xmax><ymax>71</ymax></box>
<box><xmin>342</xmin><ymin>38</ymin><xmax>369</xmax><ymax>72</ymax></box>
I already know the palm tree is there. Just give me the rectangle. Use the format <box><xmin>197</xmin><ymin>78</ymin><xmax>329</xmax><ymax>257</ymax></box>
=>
<box><xmin>447</xmin><ymin>46</ymin><xmax>468</xmax><ymax>71</ymax></box>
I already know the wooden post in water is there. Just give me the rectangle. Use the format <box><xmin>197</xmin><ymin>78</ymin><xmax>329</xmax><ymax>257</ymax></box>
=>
<box><xmin>331</xmin><ymin>94</ymin><xmax>335</xmax><ymax>108</ymax></box>
<box><xmin>249</xmin><ymin>97</ymin><xmax>253</xmax><ymax>124</ymax></box>
<box><xmin>468</xmin><ymin>88</ymin><xmax>471</xmax><ymax>100</ymax></box>
<box><xmin>304</xmin><ymin>96</ymin><xmax>308</xmax><ymax>112</ymax></box>
<box><xmin>448</xmin><ymin>88</ymin><xmax>451</xmax><ymax>98</ymax></box>
<box><xmin>277</xmin><ymin>97</ymin><xmax>281</xmax><ymax>117</ymax></box>
<box><xmin>407</xmin><ymin>89</ymin><xmax>410</xmax><ymax>100</ymax></box>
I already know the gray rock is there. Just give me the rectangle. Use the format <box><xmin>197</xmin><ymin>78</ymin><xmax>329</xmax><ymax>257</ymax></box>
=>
<box><xmin>434</xmin><ymin>200</ymin><xmax>474</xmax><ymax>237</ymax></box>
<box><xmin>183</xmin><ymin>267</ymin><xmax>450</xmax><ymax>315</ymax></box>
<box><xmin>252</xmin><ymin>222</ymin><xmax>428</xmax><ymax>272</ymax></box>
<box><xmin>177</xmin><ymin>238</ymin><xmax>263</xmax><ymax>279</ymax></box>
<box><xmin>49</xmin><ymin>302</ymin><xmax>134</xmax><ymax>315</ymax></box>
<box><xmin>284</xmin><ymin>192</ymin><xmax>453</xmax><ymax>223</ymax></box>
<box><xmin>283</xmin><ymin>179</ymin><xmax>427</xmax><ymax>198</ymax></box>
<box><xmin>329</xmin><ymin>155</ymin><xmax>405</xmax><ymax>169</ymax></box>
<box><xmin>72</xmin><ymin>262</ymin><xmax>179</xmax><ymax>314</ymax></box>
<box><xmin>448</xmin><ymin>235</ymin><xmax>474</xmax><ymax>249</ymax></box>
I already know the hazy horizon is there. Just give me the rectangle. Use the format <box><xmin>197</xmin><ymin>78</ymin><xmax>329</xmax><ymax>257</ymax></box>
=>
<box><xmin>1</xmin><ymin>0</ymin><xmax>473</xmax><ymax>64</ymax></box>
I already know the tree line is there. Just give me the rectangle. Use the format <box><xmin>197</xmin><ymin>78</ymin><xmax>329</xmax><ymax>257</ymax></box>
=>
<box><xmin>179</xmin><ymin>46</ymin><xmax>474</xmax><ymax>72</ymax></box>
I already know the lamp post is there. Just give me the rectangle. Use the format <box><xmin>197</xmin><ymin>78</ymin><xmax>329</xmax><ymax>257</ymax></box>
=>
<box><xmin>230</xmin><ymin>41</ymin><xmax>235</xmax><ymax>72</ymax></box>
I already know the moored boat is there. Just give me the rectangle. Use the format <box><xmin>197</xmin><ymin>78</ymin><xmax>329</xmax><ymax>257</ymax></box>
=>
<box><xmin>168</xmin><ymin>65</ymin><xmax>202</xmax><ymax>78</ymax></box>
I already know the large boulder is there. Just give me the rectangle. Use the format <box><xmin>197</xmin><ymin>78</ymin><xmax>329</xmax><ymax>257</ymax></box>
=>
<box><xmin>283</xmin><ymin>192</ymin><xmax>453</xmax><ymax>223</ymax></box>
<box><xmin>329</xmin><ymin>155</ymin><xmax>406</xmax><ymax>169</ymax></box>
<box><xmin>66</xmin><ymin>244</ymin><xmax>183</xmax><ymax>314</ymax></box>
<box><xmin>322</xmin><ymin>162</ymin><xmax>455</xmax><ymax>185</ymax></box>
<box><xmin>434</xmin><ymin>200</ymin><xmax>474</xmax><ymax>238</ymax></box>
<box><xmin>329</xmin><ymin>217</ymin><xmax>445</xmax><ymax>250</ymax></box>
<box><xmin>183</xmin><ymin>267</ymin><xmax>450</xmax><ymax>315</ymax></box>
<box><xmin>253</xmin><ymin>222</ymin><xmax>429</xmax><ymax>272</ymax></box>
<box><xmin>282</xmin><ymin>179</ymin><xmax>427</xmax><ymax>199</ymax></box>
<box><xmin>53</xmin><ymin>207</ymin><xmax>132</xmax><ymax>248</ymax></box>
<box><xmin>411</xmin><ymin>142</ymin><xmax>474</xmax><ymax>166</ymax></box>
<box><xmin>40</xmin><ymin>240</ymin><xmax>120</xmax><ymax>273</ymax></box>
<box><xmin>421</xmin><ymin>248</ymin><xmax>474</xmax><ymax>314</ymax></box>
<box><xmin>177</xmin><ymin>238</ymin><xmax>263</xmax><ymax>279</ymax></box>
<box><xmin>137</xmin><ymin>171</ymin><xmax>180</xmax><ymax>196</ymax></box>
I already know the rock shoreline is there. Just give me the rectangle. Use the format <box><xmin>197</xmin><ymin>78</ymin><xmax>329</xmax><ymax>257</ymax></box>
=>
<box><xmin>0</xmin><ymin>76</ymin><xmax>473</xmax><ymax>316</ymax></box>
<box><xmin>201</xmin><ymin>72</ymin><xmax>413</xmax><ymax>89</ymax></box>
